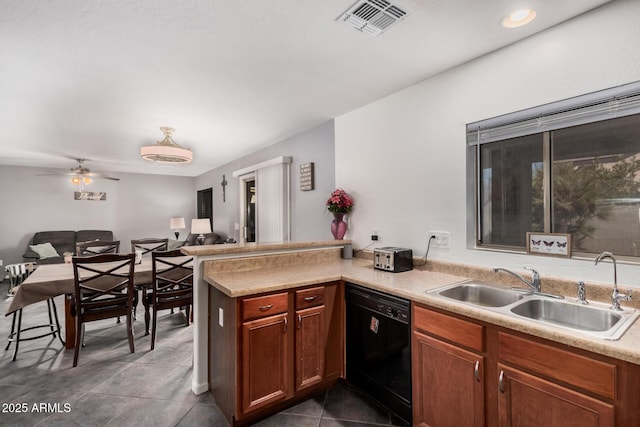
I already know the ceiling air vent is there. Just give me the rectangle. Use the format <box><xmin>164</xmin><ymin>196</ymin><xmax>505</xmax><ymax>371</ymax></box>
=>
<box><xmin>337</xmin><ymin>0</ymin><xmax>408</xmax><ymax>36</ymax></box>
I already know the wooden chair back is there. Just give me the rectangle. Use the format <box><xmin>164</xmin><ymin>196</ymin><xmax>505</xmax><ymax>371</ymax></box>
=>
<box><xmin>71</xmin><ymin>253</ymin><xmax>135</xmax><ymax>366</ymax></box>
<box><xmin>130</xmin><ymin>238</ymin><xmax>169</xmax><ymax>256</ymax></box>
<box><xmin>76</xmin><ymin>240</ymin><xmax>120</xmax><ymax>257</ymax></box>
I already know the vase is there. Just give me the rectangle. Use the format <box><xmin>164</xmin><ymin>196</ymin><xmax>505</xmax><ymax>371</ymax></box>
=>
<box><xmin>331</xmin><ymin>213</ymin><xmax>348</xmax><ymax>240</ymax></box>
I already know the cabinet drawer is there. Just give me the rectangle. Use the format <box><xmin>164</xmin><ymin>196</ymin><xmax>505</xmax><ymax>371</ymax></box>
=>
<box><xmin>242</xmin><ymin>292</ymin><xmax>289</xmax><ymax>321</ymax></box>
<box><xmin>498</xmin><ymin>332</ymin><xmax>617</xmax><ymax>400</ymax></box>
<box><xmin>413</xmin><ymin>304</ymin><xmax>484</xmax><ymax>352</ymax></box>
<box><xmin>295</xmin><ymin>286</ymin><xmax>325</xmax><ymax>310</ymax></box>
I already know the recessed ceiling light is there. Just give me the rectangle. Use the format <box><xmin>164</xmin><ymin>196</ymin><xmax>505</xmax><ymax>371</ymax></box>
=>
<box><xmin>501</xmin><ymin>8</ymin><xmax>537</xmax><ymax>28</ymax></box>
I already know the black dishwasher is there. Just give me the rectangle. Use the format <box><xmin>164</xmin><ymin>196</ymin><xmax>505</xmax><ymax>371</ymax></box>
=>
<box><xmin>345</xmin><ymin>283</ymin><xmax>412</xmax><ymax>424</ymax></box>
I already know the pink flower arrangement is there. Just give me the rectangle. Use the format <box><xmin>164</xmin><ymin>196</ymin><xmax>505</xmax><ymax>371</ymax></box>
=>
<box><xmin>326</xmin><ymin>188</ymin><xmax>354</xmax><ymax>214</ymax></box>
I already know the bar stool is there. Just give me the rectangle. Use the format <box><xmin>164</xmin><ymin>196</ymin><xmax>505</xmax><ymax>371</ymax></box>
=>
<box><xmin>5</xmin><ymin>263</ymin><xmax>65</xmax><ymax>361</ymax></box>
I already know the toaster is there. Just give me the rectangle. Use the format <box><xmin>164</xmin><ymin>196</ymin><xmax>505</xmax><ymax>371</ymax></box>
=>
<box><xmin>373</xmin><ymin>247</ymin><xmax>413</xmax><ymax>273</ymax></box>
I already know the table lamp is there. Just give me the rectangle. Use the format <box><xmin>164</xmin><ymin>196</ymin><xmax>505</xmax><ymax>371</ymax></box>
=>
<box><xmin>170</xmin><ymin>217</ymin><xmax>186</xmax><ymax>240</ymax></box>
<box><xmin>191</xmin><ymin>218</ymin><xmax>212</xmax><ymax>245</ymax></box>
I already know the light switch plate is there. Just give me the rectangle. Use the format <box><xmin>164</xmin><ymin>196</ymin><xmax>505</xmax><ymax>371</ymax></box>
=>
<box><xmin>218</xmin><ymin>308</ymin><xmax>224</xmax><ymax>327</ymax></box>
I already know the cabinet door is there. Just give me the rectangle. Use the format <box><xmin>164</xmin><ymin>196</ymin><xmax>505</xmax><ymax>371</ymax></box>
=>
<box><xmin>241</xmin><ymin>312</ymin><xmax>289</xmax><ymax>415</ymax></box>
<box><xmin>413</xmin><ymin>330</ymin><xmax>484</xmax><ymax>427</ymax></box>
<box><xmin>295</xmin><ymin>305</ymin><xmax>325</xmax><ymax>391</ymax></box>
<box><xmin>497</xmin><ymin>364</ymin><xmax>614</xmax><ymax>427</ymax></box>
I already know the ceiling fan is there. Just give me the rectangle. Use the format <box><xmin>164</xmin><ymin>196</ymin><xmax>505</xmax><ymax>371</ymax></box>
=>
<box><xmin>39</xmin><ymin>158</ymin><xmax>120</xmax><ymax>184</ymax></box>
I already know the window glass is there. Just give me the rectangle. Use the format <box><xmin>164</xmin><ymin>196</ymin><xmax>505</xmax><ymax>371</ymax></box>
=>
<box><xmin>480</xmin><ymin>134</ymin><xmax>544</xmax><ymax>247</ymax></box>
<box><xmin>552</xmin><ymin>114</ymin><xmax>640</xmax><ymax>256</ymax></box>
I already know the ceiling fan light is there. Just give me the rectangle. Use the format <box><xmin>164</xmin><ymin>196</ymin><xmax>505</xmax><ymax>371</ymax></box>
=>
<box><xmin>141</xmin><ymin>127</ymin><xmax>193</xmax><ymax>164</ymax></box>
<box><xmin>71</xmin><ymin>176</ymin><xmax>81</xmax><ymax>185</ymax></box>
<box><xmin>83</xmin><ymin>176</ymin><xmax>92</xmax><ymax>185</ymax></box>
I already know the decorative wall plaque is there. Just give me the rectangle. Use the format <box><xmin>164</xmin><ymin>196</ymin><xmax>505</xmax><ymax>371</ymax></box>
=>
<box><xmin>74</xmin><ymin>191</ymin><xmax>107</xmax><ymax>201</ymax></box>
<box><xmin>526</xmin><ymin>232</ymin><xmax>571</xmax><ymax>257</ymax></box>
<box><xmin>300</xmin><ymin>162</ymin><xmax>314</xmax><ymax>191</ymax></box>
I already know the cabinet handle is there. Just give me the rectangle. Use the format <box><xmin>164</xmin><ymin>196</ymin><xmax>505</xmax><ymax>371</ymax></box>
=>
<box><xmin>498</xmin><ymin>370</ymin><xmax>505</xmax><ymax>393</ymax></box>
<box><xmin>259</xmin><ymin>304</ymin><xmax>273</xmax><ymax>312</ymax></box>
<box><xmin>304</xmin><ymin>296</ymin><xmax>317</xmax><ymax>302</ymax></box>
<box><xmin>474</xmin><ymin>361</ymin><xmax>480</xmax><ymax>383</ymax></box>
<box><xmin>283</xmin><ymin>316</ymin><xmax>288</xmax><ymax>333</ymax></box>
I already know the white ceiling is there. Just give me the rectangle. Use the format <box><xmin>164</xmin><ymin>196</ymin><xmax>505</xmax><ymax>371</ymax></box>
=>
<box><xmin>0</xmin><ymin>0</ymin><xmax>611</xmax><ymax>177</ymax></box>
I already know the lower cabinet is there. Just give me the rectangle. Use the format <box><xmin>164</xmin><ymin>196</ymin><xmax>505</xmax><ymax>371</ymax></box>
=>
<box><xmin>497</xmin><ymin>365</ymin><xmax>614</xmax><ymax>427</ymax></box>
<box><xmin>412</xmin><ymin>302</ymin><xmax>640</xmax><ymax>427</ymax></box>
<box><xmin>220</xmin><ymin>281</ymin><xmax>343</xmax><ymax>424</ymax></box>
<box><xmin>412</xmin><ymin>304</ymin><xmax>485</xmax><ymax>427</ymax></box>
<box><xmin>241</xmin><ymin>312</ymin><xmax>289</xmax><ymax>414</ymax></box>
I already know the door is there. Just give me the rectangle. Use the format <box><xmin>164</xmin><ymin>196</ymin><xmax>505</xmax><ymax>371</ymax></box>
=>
<box><xmin>197</xmin><ymin>187</ymin><xmax>213</xmax><ymax>231</ymax></box>
<box><xmin>497</xmin><ymin>365</ymin><xmax>614</xmax><ymax>427</ymax></box>
<box><xmin>295</xmin><ymin>305</ymin><xmax>325</xmax><ymax>391</ymax></box>
<box><xmin>413</xmin><ymin>331</ymin><xmax>484</xmax><ymax>427</ymax></box>
<box><xmin>241</xmin><ymin>313</ymin><xmax>289</xmax><ymax>414</ymax></box>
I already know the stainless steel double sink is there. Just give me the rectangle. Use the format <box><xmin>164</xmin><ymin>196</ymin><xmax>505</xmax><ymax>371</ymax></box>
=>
<box><xmin>428</xmin><ymin>281</ymin><xmax>639</xmax><ymax>340</ymax></box>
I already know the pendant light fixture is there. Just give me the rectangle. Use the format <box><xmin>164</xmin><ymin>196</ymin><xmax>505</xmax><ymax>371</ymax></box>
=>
<box><xmin>141</xmin><ymin>127</ymin><xmax>193</xmax><ymax>164</ymax></box>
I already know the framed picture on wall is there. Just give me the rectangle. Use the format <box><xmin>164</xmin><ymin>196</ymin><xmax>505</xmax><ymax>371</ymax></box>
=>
<box><xmin>526</xmin><ymin>232</ymin><xmax>571</xmax><ymax>257</ymax></box>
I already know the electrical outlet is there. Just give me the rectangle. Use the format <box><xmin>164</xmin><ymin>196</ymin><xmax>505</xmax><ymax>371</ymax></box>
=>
<box><xmin>0</xmin><ymin>259</ymin><xmax>3</xmax><ymax>267</ymax></box>
<box><xmin>429</xmin><ymin>231</ymin><xmax>450</xmax><ymax>249</ymax></box>
<box><xmin>371</xmin><ymin>234</ymin><xmax>379</xmax><ymax>241</ymax></box>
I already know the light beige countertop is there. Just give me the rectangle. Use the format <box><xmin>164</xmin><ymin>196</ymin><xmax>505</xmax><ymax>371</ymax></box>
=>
<box><xmin>205</xmin><ymin>257</ymin><xmax>640</xmax><ymax>366</ymax></box>
<box><xmin>181</xmin><ymin>239</ymin><xmax>349</xmax><ymax>257</ymax></box>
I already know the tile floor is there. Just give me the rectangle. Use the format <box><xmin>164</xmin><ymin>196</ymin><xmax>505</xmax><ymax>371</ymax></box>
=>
<box><xmin>0</xmin><ymin>280</ymin><xmax>407</xmax><ymax>427</ymax></box>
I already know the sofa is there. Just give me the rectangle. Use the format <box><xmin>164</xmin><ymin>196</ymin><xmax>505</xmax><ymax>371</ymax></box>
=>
<box><xmin>23</xmin><ymin>230</ymin><xmax>114</xmax><ymax>265</ymax></box>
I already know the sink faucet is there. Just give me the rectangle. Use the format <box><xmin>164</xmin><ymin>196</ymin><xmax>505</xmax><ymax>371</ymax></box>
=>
<box><xmin>493</xmin><ymin>267</ymin><xmax>540</xmax><ymax>293</ymax></box>
<box><xmin>595</xmin><ymin>251</ymin><xmax>632</xmax><ymax>311</ymax></box>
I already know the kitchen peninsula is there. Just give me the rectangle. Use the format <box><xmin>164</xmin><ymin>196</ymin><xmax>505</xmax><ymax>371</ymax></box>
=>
<box><xmin>183</xmin><ymin>240</ymin><xmax>640</xmax><ymax>426</ymax></box>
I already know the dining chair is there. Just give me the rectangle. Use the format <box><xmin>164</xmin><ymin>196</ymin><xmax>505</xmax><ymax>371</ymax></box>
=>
<box><xmin>5</xmin><ymin>263</ymin><xmax>64</xmax><ymax>361</ymax></box>
<box><xmin>71</xmin><ymin>253</ymin><xmax>136</xmax><ymax>367</ymax></box>
<box><xmin>143</xmin><ymin>250</ymin><xmax>193</xmax><ymax>350</ymax></box>
<box><xmin>75</xmin><ymin>240</ymin><xmax>120</xmax><ymax>257</ymax></box>
<box><xmin>130</xmin><ymin>238</ymin><xmax>169</xmax><ymax>256</ymax></box>
<box><xmin>130</xmin><ymin>238</ymin><xmax>169</xmax><ymax>318</ymax></box>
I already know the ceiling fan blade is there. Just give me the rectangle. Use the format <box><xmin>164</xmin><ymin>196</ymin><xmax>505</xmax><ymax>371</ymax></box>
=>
<box><xmin>37</xmin><ymin>172</ymin><xmax>75</xmax><ymax>176</ymax></box>
<box><xmin>87</xmin><ymin>172</ymin><xmax>120</xmax><ymax>181</ymax></box>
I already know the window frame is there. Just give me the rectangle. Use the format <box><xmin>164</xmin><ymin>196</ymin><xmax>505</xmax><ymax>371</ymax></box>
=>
<box><xmin>466</xmin><ymin>81</ymin><xmax>640</xmax><ymax>260</ymax></box>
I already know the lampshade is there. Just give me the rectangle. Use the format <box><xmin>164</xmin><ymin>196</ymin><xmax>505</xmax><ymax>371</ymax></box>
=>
<box><xmin>191</xmin><ymin>218</ymin><xmax>212</xmax><ymax>234</ymax></box>
<box><xmin>170</xmin><ymin>217</ymin><xmax>186</xmax><ymax>230</ymax></box>
<box><xmin>141</xmin><ymin>127</ymin><xmax>193</xmax><ymax>164</ymax></box>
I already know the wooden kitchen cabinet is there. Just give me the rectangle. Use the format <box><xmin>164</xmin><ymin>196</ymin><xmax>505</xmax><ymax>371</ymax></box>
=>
<box><xmin>412</xmin><ymin>303</ymin><xmax>640</xmax><ymax>427</ymax></box>
<box><xmin>412</xmin><ymin>304</ymin><xmax>485</xmax><ymax>427</ymax></box>
<box><xmin>209</xmin><ymin>281</ymin><xmax>344</xmax><ymax>426</ymax></box>
<box><xmin>295</xmin><ymin>286</ymin><xmax>326</xmax><ymax>392</ymax></box>
<box><xmin>497</xmin><ymin>332</ymin><xmax>615</xmax><ymax>427</ymax></box>
<box><xmin>241</xmin><ymin>311</ymin><xmax>290</xmax><ymax>414</ymax></box>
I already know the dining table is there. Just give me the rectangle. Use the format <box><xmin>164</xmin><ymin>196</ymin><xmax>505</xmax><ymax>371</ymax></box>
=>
<box><xmin>5</xmin><ymin>258</ymin><xmax>154</xmax><ymax>349</ymax></box>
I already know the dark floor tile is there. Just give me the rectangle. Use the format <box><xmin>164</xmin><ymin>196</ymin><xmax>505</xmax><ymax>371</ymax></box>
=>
<box><xmin>319</xmin><ymin>419</ymin><xmax>388</xmax><ymax>427</ymax></box>
<box><xmin>280</xmin><ymin>392</ymin><xmax>326</xmax><ymax>417</ymax></box>
<box><xmin>43</xmin><ymin>393</ymin><xmax>134</xmax><ymax>426</ymax></box>
<box><xmin>135</xmin><ymin>343</ymin><xmax>192</xmax><ymax>366</ymax></box>
<box><xmin>104</xmin><ymin>398</ymin><xmax>193</xmax><ymax>427</ymax></box>
<box><xmin>141</xmin><ymin>365</ymin><xmax>200</xmax><ymax>402</ymax></box>
<box><xmin>176</xmin><ymin>403</ymin><xmax>229</xmax><ymax>427</ymax></box>
<box><xmin>90</xmin><ymin>363</ymin><xmax>168</xmax><ymax>397</ymax></box>
<box><xmin>0</xmin><ymin>385</ymin><xmax>85</xmax><ymax>427</ymax></box>
<box><xmin>250</xmin><ymin>413</ymin><xmax>320</xmax><ymax>427</ymax></box>
<box><xmin>322</xmin><ymin>384</ymin><xmax>390</xmax><ymax>425</ymax></box>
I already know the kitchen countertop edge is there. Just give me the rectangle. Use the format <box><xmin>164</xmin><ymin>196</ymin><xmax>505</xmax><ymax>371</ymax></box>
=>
<box><xmin>204</xmin><ymin>258</ymin><xmax>640</xmax><ymax>366</ymax></box>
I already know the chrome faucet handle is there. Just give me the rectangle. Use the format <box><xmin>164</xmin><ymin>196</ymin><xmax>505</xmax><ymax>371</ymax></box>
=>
<box><xmin>611</xmin><ymin>288</ymin><xmax>632</xmax><ymax>311</ymax></box>
<box><xmin>523</xmin><ymin>267</ymin><xmax>541</xmax><ymax>291</ymax></box>
<box><xmin>577</xmin><ymin>281</ymin><xmax>588</xmax><ymax>305</ymax></box>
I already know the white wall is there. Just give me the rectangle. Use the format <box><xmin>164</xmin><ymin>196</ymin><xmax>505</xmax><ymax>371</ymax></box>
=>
<box><xmin>336</xmin><ymin>0</ymin><xmax>640</xmax><ymax>287</ymax></box>
<box><xmin>0</xmin><ymin>165</ymin><xmax>195</xmax><ymax>265</ymax></box>
<box><xmin>195</xmin><ymin>120</ymin><xmax>335</xmax><ymax>242</ymax></box>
